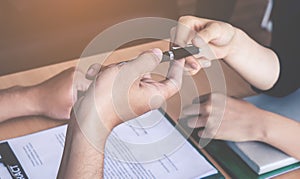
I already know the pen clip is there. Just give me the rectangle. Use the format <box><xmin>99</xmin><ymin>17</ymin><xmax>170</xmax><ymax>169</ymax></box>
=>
<box><xmin>171</xmin><ymin>44</ymin><xmax>194</xmax><ymax>50</ymax></box>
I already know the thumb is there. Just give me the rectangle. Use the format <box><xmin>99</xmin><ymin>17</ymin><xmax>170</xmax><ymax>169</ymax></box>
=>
<box><xmin>86</xmin><ymin>63</ymin><xmax>101</xmax><ymax>80</ymax></box>
<box><xmin>125</xmin><ymin>48</ymin><xmax>162</xmax><ymax>75</ymax></box>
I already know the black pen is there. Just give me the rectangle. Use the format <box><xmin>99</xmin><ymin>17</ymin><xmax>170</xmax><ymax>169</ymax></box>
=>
<box><xmin>161</xmin><ymin>45</ymin><xmax>201</xmax><ymax>63</ymax></box>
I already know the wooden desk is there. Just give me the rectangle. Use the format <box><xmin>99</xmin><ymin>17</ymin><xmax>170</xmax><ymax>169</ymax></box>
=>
<box><xmin>0</xmin><ymin>40</ymin><xmax>298</xmax><ymax>178</ymax></box>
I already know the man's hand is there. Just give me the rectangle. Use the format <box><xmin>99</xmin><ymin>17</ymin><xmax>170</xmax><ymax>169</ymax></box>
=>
<box><xmin>0</xmin><ymin>65</ymin><xmax>100</xmax><ymax>122</ymax></box>
<box><xmin>58</xmin><ymin>48</ymin><xmax>185</xmax><ymax>178</ymax></box>
<box><xmin>75</xmin><ymin>48</ymin><xmax>184</xmax><ymax>134</ymax></box>
<box><xmin>35</xmin><ymin>64</ymin><xmax>100</xmax><ymax>120</ymax></box>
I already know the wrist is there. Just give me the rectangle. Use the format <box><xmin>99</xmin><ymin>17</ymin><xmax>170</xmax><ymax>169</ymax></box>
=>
<box><xmin>254</xmin><ymin>109</ymin><xmax>276</xmax><ymax>142</ymax></box>
<box><xmin>58</xmin><ymin>116</ymin><xmax>104</xmax><ymax>178</ymax></box>
<box><xmin>28</xmin><ymin>84</ymin><xmax>48</xmax><ymax>116</ymax></box>
<box><xmin>0</xmin><ymin>85</ymin><xmax>42</xmax><ymax>121</ymax></box>
<box><xmin>224</xmin><ymin>28</ymin><xmax>245</xmax><ymax>62</ymax></box>
<box><xmin>73</xmin><ymin>99</ymin><xmax>115</xmax><ymax>147</ymax></box>
<box><xmin>70</xmin><ymin>115</ymin><xmax>110</xmax><ymax>152</ymax></box>
<box><xmin>14</xmin><ymin>85</ymin><xmax>43</xmax><ymax>116</ymax></box>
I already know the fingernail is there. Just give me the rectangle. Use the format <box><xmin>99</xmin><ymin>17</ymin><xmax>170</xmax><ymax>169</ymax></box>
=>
<box><xmin>87</xmin><ymin>67</ymin><xmax>95</xmax><ymax>76</ymax></box>
<box><xmin>191</xmin><ymin>62</ymin><xmax>199</xmax><ymax>70</ymax></box>
<box><xmin>151</xmin><ymin>48</ymin><xmax>163</xmax><ymax>59</ymax></box>
<box><xmin>192</xmin><ymin>36</ymin><xmax>204</xmax><ymax>47</ymax></box>
<box><xmin>200</xmin><ymin>60</ymin><xmax>211</xmax><ymax>68</ymax></box>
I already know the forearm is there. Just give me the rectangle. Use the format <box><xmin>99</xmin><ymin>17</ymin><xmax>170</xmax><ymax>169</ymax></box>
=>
<box><xmin>260</xmin><ymin>111</ymin><xmax>300</xmax><ymax>160</ymax></box>
<box><xmin>0</xmin><ymin>86</ymin><xmax>42</xmax><ymax>122</ymax></box>
<box><xmin>57</xmin><ymin>114</ymin><xmax>109</xmax><ymax>179</ymax></box>
<box><xmin>225</xmin><ymin>28</ymin><xmax>280</xmax><ymax>90</ymax></box>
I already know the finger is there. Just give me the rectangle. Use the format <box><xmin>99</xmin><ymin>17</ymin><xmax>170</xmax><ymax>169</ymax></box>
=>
<box><xmin>140</xmin><ymin>59</ymin><xmax>184</xmax><ymax>111</ymax></box>
<box><xmin>182</xmin><ymin>104</ymin><xmax>200</xmax><ymax>116</ymax></box>
<box><xmin>110</xmin><ymin>49</ymin><xmax>162</xmax><ymax>120</ymax></box>
<box><xmin>198</xmin><ymin>128</ymin><xmax>216</xmax><ymax>139</ymax></box>
<box><xmin>125</xmin><ymin>48</ymin><xmax>162</xmax><ymax>75</ymax></box>
<box><xmin>198</xmin><ymin>130</ymin><xmax>206</xmax><ymax>138</ymax></box>
<box><xmin>174</xmin><ymin>22</ymin><xmax>195</xmax><ymax>47</ymax></box>
<box><xmin>192</xmin><ymin>93</ymin><xmax>211</xmax><ymax>104</ymax></box>
<box><xmin>198</xmin><ymin>57</ymin><xmax>212</xmax><ymax>69</ymax></box>
<box><xmin>187</xmin><ymin>116</ymin><xmax>207</xmax><ymax>128</ymax></box>
<box><xmin>175</xmin><ymin>16</ymin><xmax>209</xmax><ymax>47</ymax></box>
<box><xmin>74</xmin><ymin>68</ymin><xmax>95</xmax><ymax>100</ymax></box>
<box><xmin>140</xmin><ymin>78</ymin><xmax>156</xmax><ymax>84</ymax></box>
<box><xmin>184</xmin><ymin>58</ymin><xmax>211</xmax><ymax>76</ymax></box>
<box><xmin>141</xmin><ymin>72</ymin><xmax>152</xmax><ymax>80</ymax></box>
<box><xmin>183</xmin><ymin>103</ymin><xmax>211</xmax><ymax>117</ymax></box>
<box><xmin>198</xmin><ymin>127</ymin><xmax>213</xmax><ymax>139</ymax></box>
<box><xmin>183</xmin><ymin>56</ymin><xmax>201</xmax><ymax>76</ymax></box>
<box><xmin>86</xmin><ymin>63</ymin><xmax>101</xmax><ymax>80</ymax></box>
<box><xmin>160</xmin><ymin>58</ymin><xmax>185</xmax><ymax>98</ymax></box>
<box><xmin>192</xmin><ymin>22</ymin><xmax>222</xmax><ymax>46</ymax></box>
<box><xmin>169</xmin><ymin>26</ymin><xmax>177</xmax><ymax>49</ymax></box>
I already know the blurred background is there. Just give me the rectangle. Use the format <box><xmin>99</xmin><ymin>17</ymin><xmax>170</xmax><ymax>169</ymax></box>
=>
<box><xmin>0</xmin><ymin>0</ymin><xmax>271</xmax><ymax>75</ymax></box>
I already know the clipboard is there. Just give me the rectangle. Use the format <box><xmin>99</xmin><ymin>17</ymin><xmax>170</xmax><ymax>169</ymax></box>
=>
<box><xmin>159</xmin><ymin>108</ymin><xmax>224</xmax><ymax>179</ymax></box>
<box><xmin>0</xmin><ymin>109</ymin><xmax>225</xmax><ymax>179</ymax></box>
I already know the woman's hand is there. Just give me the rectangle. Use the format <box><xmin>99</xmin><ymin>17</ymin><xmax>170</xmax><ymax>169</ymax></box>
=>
<box><xmin>173</xmin><ymin>16</ymin><xmax>279</xmax><ymax>90</ymax></box>
<box><xmin>182</xmin><ymin>93</ymin><xmax>300</xmax><ymax>160</ymax></box>
<box><xmin>182</xmin><ymin>93</ymin><xmax>265</xmax><ymax>142</ymax></box>
<box><xmin>172</xmin><ymin>16</ymin><xmax>236</xmax><ymax>75</ymax></box>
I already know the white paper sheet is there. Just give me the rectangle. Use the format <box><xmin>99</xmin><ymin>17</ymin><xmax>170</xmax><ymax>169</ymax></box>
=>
<box><xmin>104</xmin><ymin>110</ymin><xmax>217</xmax><ymax>178</ymax></box>
<box><xmin>0</xmin><ymin>110</ymin><xmax>217</xmax><ymax>179</ymax></box>
<box><xmin>0</xmin><ymin>125</ymin><xmax>66</xmax><ymax>179</ymax></box>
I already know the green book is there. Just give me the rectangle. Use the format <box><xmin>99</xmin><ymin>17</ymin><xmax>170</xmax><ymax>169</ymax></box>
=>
<box><xmin>204</xmin><ymin>140</ymin><xmax>300</xmax><ymax>179</ymax></box>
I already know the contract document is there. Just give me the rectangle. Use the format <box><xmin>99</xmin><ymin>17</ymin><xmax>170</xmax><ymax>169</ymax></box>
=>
<box><xmin>0</xmin><ymin>110</ymin><xmax>218</xmax><ymax>179</ymax></box>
